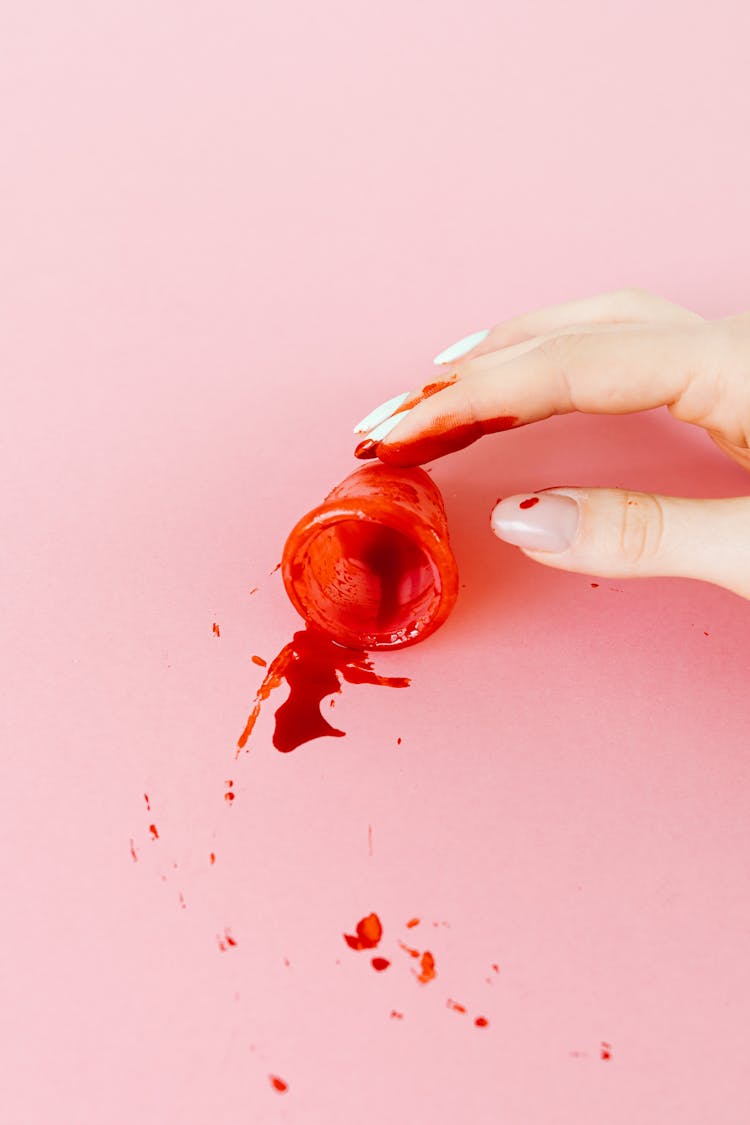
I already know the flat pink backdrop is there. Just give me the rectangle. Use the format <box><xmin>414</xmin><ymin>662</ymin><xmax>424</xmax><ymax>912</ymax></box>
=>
<box><xmin>2</xmin><ymin>2</ymin><xmax>750</xmax><ymax>1123</ymax></box>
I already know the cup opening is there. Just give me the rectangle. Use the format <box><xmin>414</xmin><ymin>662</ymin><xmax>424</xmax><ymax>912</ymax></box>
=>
<box><xmin>295</xmin><ymin>518</ymin><xmax>441</xmax><ymax>647</ymax></box>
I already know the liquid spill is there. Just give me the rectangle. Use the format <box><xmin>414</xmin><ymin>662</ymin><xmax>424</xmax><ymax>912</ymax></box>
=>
<box><xmin>237</xmin><ymin>627</ymin><xmax>409</xmax><ymax>755</ymax></box>
<box><xmin>344</xmin><ymin>913</ymin><xmax>383</xmax><ymax>951</ymax></box>
<box><xmin>416</xmin><ymin>951</ymin><xmax>436</xmax><ymax>984</ymax></box>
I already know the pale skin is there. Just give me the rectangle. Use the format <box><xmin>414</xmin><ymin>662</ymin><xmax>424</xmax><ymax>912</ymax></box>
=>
<box><xmin>352</xmin><ymin>289</ymin><xmax>750</xmax><ymax>600</ymax></box>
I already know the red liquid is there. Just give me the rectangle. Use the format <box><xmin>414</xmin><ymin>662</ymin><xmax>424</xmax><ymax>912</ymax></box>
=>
<box><xmin>519</xmin><ymin>496</ymin><xmax>539</xmax><ymax>510</ymax></box>
<box><xmin>344</xmin><ymin>912</ymin><xmax>383</xmax><ymax>950</ymax></box>
<box><xmin>237</xmin><ymin>627</ymin><xmax>409</xmax><ymax>754</ymax></box>
<box><xmin>416</xmin><ymin>951</ymin><xmax>436</xmax><ymax>984</ymax></box>
<box><xmin>475</xmin><ymin>1016</ymin><xmax>489</xmax><ymax>1028</ymax></box>
<box><xmin>270</xmin><ymin>1076</ymin><xmax>288</xmax><ymax>1093</ymax></box>
<box><xmin>361</xmin><ymin>415</ymin><xmax>519</xmax><ymax>467</ymax></box>
<box><xmin>371</xmin><ymin>957</ymin><xmax>390</xmax><ymax>972</ymax></box>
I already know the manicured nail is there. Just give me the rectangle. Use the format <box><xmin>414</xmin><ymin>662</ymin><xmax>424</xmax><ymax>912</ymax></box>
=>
<box><xmin>366</xmin><ymin>410</ymin><xmax>411</xmax><ymax>442</ymax></box>
<box><xmin>433</xmin><ymin>329</ymin><xmax>489</xmax><ymax>365</ymax></box>
<box><xmin>354</xmin><ymin>438</ymin><xmax>380</xmax><ymax>460</ymax></box>
<box><xmin>353</xmin><ymin>391</ymin><xmax>410</xmax><ymax>435</ymax></box>
<box><xmin>490</xmin><ymin>493</ymin><xmax>580</xmax><ymax>552</ymax></box>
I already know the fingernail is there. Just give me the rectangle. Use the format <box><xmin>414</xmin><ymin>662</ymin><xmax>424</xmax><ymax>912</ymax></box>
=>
<box><xmin>354</xmin><ymin>438</ymin><xmax>380</xmax><ymax>460</ymax></box>
<box><xmin>353</xmin><ymin>391</ymin><xmax>410</xmax><ymax>435</ymax></box>
<box><xmin>490</xmin><ymin>493</ymin><xmax>580</xmax><ymax>552</ymax></box>
<box><xmin>433</xmin><ymin>329</ymin><xmax>489</xmax><ymax>365</ymax></box>
<box><xmin>366</xmin><ymin>410</ymin><xmax>411</xmax><ymax>442</ymax></box>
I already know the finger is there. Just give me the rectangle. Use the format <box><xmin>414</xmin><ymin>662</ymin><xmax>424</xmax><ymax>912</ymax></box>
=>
<box><xmin>372</xmin><ymin>321</ymin><xmax>713</xmax><ymax>466</ymax></box>
<box><xmin>432</xmin><ymin>288</ymin><xmax>703</xmax><ymax>366</ymax></box>
<box><xmin>490</xmin><ymin>488</ymin><xmax>750</xmax><ymax>600</ymax></box>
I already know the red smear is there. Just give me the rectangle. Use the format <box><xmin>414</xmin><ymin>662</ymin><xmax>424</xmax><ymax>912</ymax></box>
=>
<box><xmin>129</xmin><ymin>839</ymin><xmax>138</xmax><ymax>862</ymax></box>
<box><xmin>237</xmin><ymin>627</ymin><xmax>409</xmax><ymax>755</ymax></box>
<box><xmin>251</xmin><ymin>655</ymin><xmax>267</xmax><ymax>667</ymax></box>
<box><xmin>601</xmin><ymin>1042</ymin><xmax>612</xmax><ymax>1060</ymax></box>
<box><xmin>492</xmin><ymin>963</ymin><xmax>500</xmax><ymax>973</ymax></box>
<box><xmin>390</xmin><ymin>1010</ymin><xmax>404</xmax><ymax>1020</ymax></box>
<box><xmin>371</xmin><ymin>957</ymin><xmax>390</xmax><ymax>972</ymax></box>
<box><xmin>374</xmin><ymin>415</ymin><xmax>519</xmax><ymax>467</ymax></box>
<box><xmin>344</xmin><ymin>912</ymin><xmax>383</xmax><ymax>951</ymax></box>
<box><xmin>270</xmin><ymin>1076</ymin><xmax>288</xmax><ymax>1094</ymax></box>
<box><xmin>447</xmin><ymin>999</ymin><xmax>467</xmax><ymax>1014</ymax></box>
<box><xmin>144</xmin><ymin>793</ymin><xmax>150</xmax><ymax>811</ymax></box>
<box><xmin>590</xmin><ymin>582</ymin><xmax>599</xmax><ymax>588</ymax></box>
<box><xmin>212</xmin><ymin>623</ymin><xmax>220</xmax><ymax>637</ymax></box>
<box><xmin>398</xmin><ymin>941</ymin><xmax>420</xmax><ymax>959</ymax></box>
<box><xmin>268</xmin><ymin>563</ymin><xmax>281</xmax><ymax>575</ymax></box>
<box><xmin>475</xmin><ymin>1017</ymin><xmax>489</xmax><ymax>1028</ymax></box>
<box><xmin>519</xmin><ymin>496</ymin><xmax>539</xmax><ymax>510</ymax></box>
<box><xmin>149</xmin><ymin>824</ymin><xmax>159</xmax><ymax>840</ymax></box>
<box><xmin>401</xmin><ymin>374</ymin><xmax>459</xmax><ymax>410</ymax></box>
<box><xmin>210</xmin><ymin>852</ymin><xmax>216</xmax><ymax>865</ymax></box>
<box><xmin>354</xmin><ymin>437</ymin><xmax>380</xmax><ymax>459</ymax></box>
<box><xmin>406</xmin><ymin>918</ymin><xmax>420</xmax><ymax>929</ymax></box>
<box><xmin>416</xmin><ymin>951</ymin><xmax>436</xmax><ymax>984</ymax></box>
<box><xmin>226</xmin><ymin>933</ymin><xmax>237</xmax><ymax>947</ymax></box>
<box><xmin>249</xmin><ymin>586</ymin><xmax>259</xmax><ymax>596</ymax></box>
<box><xmin>704</xmin><ymin>631</ymin><xmax>710</xmax><ymax>637</ymax></box>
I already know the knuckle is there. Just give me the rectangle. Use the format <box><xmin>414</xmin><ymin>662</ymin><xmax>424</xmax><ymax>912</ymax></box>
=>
<box><xmin>618</xmin><ymin>492</ymin><xmax>665</xmax><ymax>567</ymax></box>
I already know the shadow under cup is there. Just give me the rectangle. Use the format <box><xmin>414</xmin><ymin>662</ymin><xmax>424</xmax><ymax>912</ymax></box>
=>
<box><xmin>281</xmin><ymin>464</ymin><xmax>459</xmax><ymax>650</ymax></box>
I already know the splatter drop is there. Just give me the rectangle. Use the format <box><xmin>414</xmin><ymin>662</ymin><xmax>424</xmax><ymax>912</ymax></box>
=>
<box><xmin>390</xmin><ymin>1011</ymin><xmax>404</xmax><ymax>1020</ymax></box>
<box><xmin>217</xmin><ymin>929</ymin><xmax>237</xmax><ymax>952</ymax></box>
<box><xmin>268</xmin><ymin>563</ymin><xmax>282</xmax><ymax>576</ymax></box>
<box><xmin>212</xmin><ymin>623</ymin><xmax>221</xmax><ymax>637</ymax></box>
<box><xmin>396</xmin><ymin>737</ymin><xmax>402</xmax><ymax>745</ymax></box>
<box><xmin>447</xmin><ymin>999</ymin><xmax>466</xmax><ymax>1014</ymax></box>
<box><xmin>224</xmin><ymin>779</ymin><xmax>235</xmax><ymax>803</ymax></box>
<box><xmin>406</xmin><ymin>918</ymin><xmax>420</xmax><ymax>929</ymax></box>
<box><xmin>270</xmin><ymin>1076</ymin><xmax>287</xmax><ymax>1093</ymax></box>
<box><xmin>237</xmin><ymin>627</ymin><xmax>409</xmax><ymax>755</ymax></box>
<box><xmin>251</xmin><ymin>655</ymin><xmax>267</xmax><ymax>667</ymax></box>
<box><xmin>416</xmin><ymin>951</ymin><xmax>436</xmax><ymax>984</ymax></box>
<box><xmin>590</xmin><ymin>582</ymin><xmax>599</xmax><ymax>588</ymax></box>
<box><xmin>149</xmin><ymin>824</ymin><xmax>159</xmax><ymax>840</ymax></box>
<box><xmin>249</xmin><ymin>586</ymin><xmax>259</xmax><ymax>596</ymax></box>
<box><xmin>129</xmin><ymin>839</ymin><xmax>138</xmax><ymax>862</ymax></box>
<box><xmin>398</xmin><ymin>941</ymin><xmax>420</xmax><ymax>959</ymax></box>
<box><xmin>344</xmin><ymin>913</ymin><xmax>383</xmax><ymax>951</ymax></box>
<box><xmin>178</xmin><ymin>893</ymin><xmax>186</xmax><ymax>910</ymax></box>
<box><xmin>475</xmin><ymin>1017</ymin><xmax>489</xmax><ymax>1028</ymax></box>
<box><xmin>492</xmin><ymin>963</ymin><xmax>500</xmax><ymax>973</ymax></box>
<box><xmin>144</xmin><ymin>793</ymin><xmax>151</xmax><ymax>811</ymax></box>
<box><xmin>703</xmin><ymin>631</ymin><xmax>710</xmax><ymax>637</ymax></box>
<box><xmin>225</xmin><ymin>791</ymin><xmax>235</xmax><ymax>803</ymax></box>
<box><xmin>371</xmin><ymin>957</ymin><xmax>390</xmax><ymax>972</ymax></box>
<box><xmin>601</xmin><ymin>1041</ymin><xmax>612</xmax><ymax>1060</ymax></box>
<box><xmin>210</xmin><ymin>852</ymin><xmax>216</xmax><ymax>865</ymax></box>
<box><xmin>519</xmin><ymin>497</ymin><xmax>539</xmax><ymax>510</ymax></box>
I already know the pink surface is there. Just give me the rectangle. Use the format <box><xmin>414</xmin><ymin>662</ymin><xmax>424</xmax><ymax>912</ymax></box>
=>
<box><xmin>3</xmin><ymin>3</ymin><xmax>750</xmax><ymax>1123</ymax></box>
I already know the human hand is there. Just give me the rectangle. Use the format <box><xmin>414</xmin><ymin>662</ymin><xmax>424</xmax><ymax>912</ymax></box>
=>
<box><xmin>352</xmin><ymin>289</ymin><xmax>750</xmax><ymax>599</ymax></box>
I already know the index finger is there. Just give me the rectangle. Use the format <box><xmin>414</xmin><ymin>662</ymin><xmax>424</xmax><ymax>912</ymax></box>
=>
<box><xmin>371</xmin><ymin>321</ymin><xmax>712</xmax><ymax>467</ymax></box>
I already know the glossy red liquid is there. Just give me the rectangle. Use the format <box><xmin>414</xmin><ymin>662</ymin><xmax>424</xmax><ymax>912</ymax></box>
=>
<box><xmin>237</xmin><ymin>627</ymin><xmax>409</xmax><ymax>754</ymax></box>
<box><xmin>416</xmin><ymin>951</ymin><xmax>436</xmax><ymax>984</ymax></box>
<box><xmin>371</xmin><ymin>957</ymin><xmax>390</xmax><ymax>972</ymax></box>
<box><xmin>519</xmin><ymin>496</ymin><xmax>539</xmax><ymax>510</ymax></box>
<box><xmin>270</xmin><ymin>1076</ymin><xmax>288</xmax><ymax>1093</ymax></box>
<box><xmin>344</xmin><ymin>912</ymin><xmax>383</xmax><ymax>950</ymax></box>
<box><xmin>373</xmin><ymin>415</ymin><xmax>519</xmax><ymax>467</ymax></box>
<box><xmin>475</xmin><ymin>1017</ymin><xmax>489</xmax><ymax>1028</ymax></box>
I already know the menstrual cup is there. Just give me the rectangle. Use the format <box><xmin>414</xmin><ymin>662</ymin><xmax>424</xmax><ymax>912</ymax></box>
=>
<box><xmin>281</xmin><ymin>463</ymin><xmax>459</xmax><ymax>650</ymax></box>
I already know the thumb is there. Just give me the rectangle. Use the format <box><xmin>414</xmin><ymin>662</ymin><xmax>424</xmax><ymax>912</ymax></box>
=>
<box><xmin>490</xmin><ymin>488</ymin><xmax>750</xmax><ymax>599</ymax></box>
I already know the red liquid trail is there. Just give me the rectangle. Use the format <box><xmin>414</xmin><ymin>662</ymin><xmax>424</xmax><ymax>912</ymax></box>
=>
<box><xmin>344</xmin><ymin>913</ymin><xmax>383</xmax><ymax>951</ymax></box>
<box><xmin>372</xmin><ymin>415</ymin><xmax>519</xmax><ymax>467</ymax></box>
<box><xmin>237</xmin><ymin>627</ymin><xmax>409</xmax><ymax>755</ymax></box>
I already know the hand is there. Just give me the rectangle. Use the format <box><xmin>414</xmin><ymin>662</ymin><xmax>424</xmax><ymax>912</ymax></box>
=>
<box><xmin>351</xmin><ymin>289</ymin><xmax>750</xmax><ymax>599</ymax></box>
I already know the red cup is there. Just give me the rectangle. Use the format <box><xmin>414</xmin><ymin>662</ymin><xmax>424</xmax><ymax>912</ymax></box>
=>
<box><xmin>281</xmin><ymin>463</ymin><xmax>459</xmax><ymax>650</ymax></box>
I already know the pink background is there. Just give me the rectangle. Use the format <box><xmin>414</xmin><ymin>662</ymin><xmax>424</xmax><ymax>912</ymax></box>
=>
<box><xmin>3</xmin><ymin>2</ymin><xmax>750</xmax><ymax>1122</ymax></box>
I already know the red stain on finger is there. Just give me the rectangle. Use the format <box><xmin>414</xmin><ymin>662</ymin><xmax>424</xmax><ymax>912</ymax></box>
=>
<box><xmin>376</xmin><ymin>415</ymin><xmax>519</xmax><ymax>467</ymax></box>
<box><xmin>519</xmin><ymin>496</ymin><xmax>539</xmax><ymax>509</ymax></box>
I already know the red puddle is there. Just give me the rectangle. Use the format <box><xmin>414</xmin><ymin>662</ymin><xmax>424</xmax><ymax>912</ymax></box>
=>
<box><xmin>237</xmin><ymin>627</ymin><xmax>409</xmax><ymax>755</ymax></box>
<box><xmin>344</xmin><ymin>913</ymin><xmax>383</xmax><ymax>951</ymax></box>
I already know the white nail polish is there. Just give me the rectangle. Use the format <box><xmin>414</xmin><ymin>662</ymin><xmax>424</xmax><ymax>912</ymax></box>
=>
<box><xmin>433</xmin><ymin>329</ymin><xmax>489</xmax><ymax>366</ymax></box>
<box><xmin>366</xmin><ymin>410</ymin><xmax>411</xmax><ymax>442</ymax></box>
<box><xmin>491</xmin><ymin>494</ymin><xmax>580</xmax><ymax>553</ymax></box>
<box><xmin>353</xmin><ymin>392</ymin><xmax>410</xmax><ymax>435</ymax></box>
